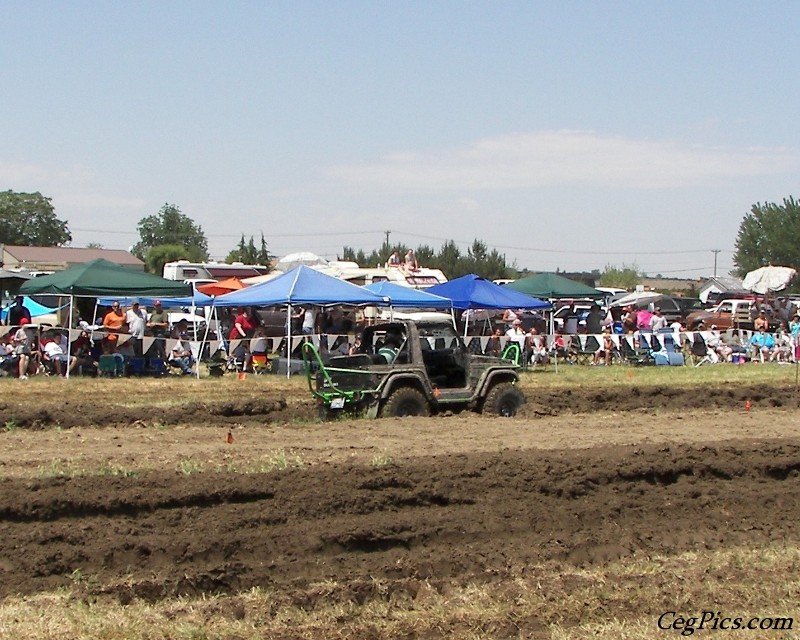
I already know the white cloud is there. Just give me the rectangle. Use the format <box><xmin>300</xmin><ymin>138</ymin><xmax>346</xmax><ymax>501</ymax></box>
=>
<box><xmin>0</xmin><ymin>161</ymin><xmax>144</xmax><ymax>211</ymax></box>
<box><xmin>55</xmin><ymin>192</ymin><xmax>145</xmax><ymax>210</ymax></box>
<box><xmin>0</xmin><ymin>161</ymin><xmax>50</xmax><ymax>185</ymax></box>
<box><xmin>328</xmin><ymin>130</ymin><xmax>800</xmax><ymax>190</ymax></box>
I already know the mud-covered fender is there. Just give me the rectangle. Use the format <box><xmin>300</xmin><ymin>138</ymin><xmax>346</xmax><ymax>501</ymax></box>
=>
<box><xmin>377</xmin><ymin>373</ymin><xmax>432</xmax><ymax>403</ymax></box>
<box><xmin>476</xmin><ymin>369</ymin><xmax>519</xmax><ymax>398</ymax></box>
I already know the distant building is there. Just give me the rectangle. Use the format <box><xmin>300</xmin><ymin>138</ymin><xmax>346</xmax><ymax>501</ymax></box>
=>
<box><xmin>697</xmin><ymin>275</ymin><xmax>747</xmax><ymax>304</ymax></box>
<box><xmin>1</xmin><ymin>245</ymin><xmax>144</xmax><ymax>273</ymax></box>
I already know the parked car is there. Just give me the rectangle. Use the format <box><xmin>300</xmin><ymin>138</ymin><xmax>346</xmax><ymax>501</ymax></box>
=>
<box><xmin>657</xmin><ymin>296</ymin><xmax>702</xmax><ymax>324</ymax></box>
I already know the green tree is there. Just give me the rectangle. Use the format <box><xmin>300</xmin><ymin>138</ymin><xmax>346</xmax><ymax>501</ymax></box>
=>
<box><xmin>415</xmin><ymin>244</ymin><xmax>435</xmax><ymax>267</ymax></box>
<box><xmin>462</xmin><ymin>239</ymin><xmax>511</xmax><ymax>280</ymax></box>
<box><xmin>132</xmin><ymin>203</ymin><xmax>209</xmax><ymax>264</ymax></box>
<box><xmin>256</xmin><ymin>233</ymin><xmax>272</xmax><ymax>267</ymax></box>
<box><xmin>341</xmin><ymin>239</ymin><xmax>512</xmax><ymax>279</ymax></box>
<box><xmin>0</xmin><ymin>190</ymin><xmax>71</xmax><ymax>246</ymax></box>
<box><xmin>435</xmin><ymin>240</ymin><xmax>462</xmax><ymax>278</ymax></box>
<box><xmin>599</xmin><ymin>263</ymin><xmax>640</xmax><ymax>290</ymax></box>
<box><xmin>226</xmin><ymin>234</ymin><xmax>273</xmax><ymax>268</ymax></box>
<box><xmin>145</xmin><ymin>243</ymin><xmax>206</xmax><ymax>277</ymax></box>
<box><xmin>734</xmin><ymin>197</ymin><xmax>800</xmax><ymax>275</ymax></box>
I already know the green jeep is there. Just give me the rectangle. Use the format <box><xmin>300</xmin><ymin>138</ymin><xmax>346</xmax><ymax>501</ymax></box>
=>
<box><xmin>303</xmin><ymin>319</ymin><xmax>524</xmax><ymax>420</ymax></box>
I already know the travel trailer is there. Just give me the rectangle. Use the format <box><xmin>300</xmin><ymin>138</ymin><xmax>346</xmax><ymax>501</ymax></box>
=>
<box><xmin>319</xmin><ymin>261</ymin><xmax>447</xmax><ymax>289</ymax></box>
<box><xmin>162</xmin><ymin>260</ymin><xmax>269</xmax><ymax>282</ymax></box>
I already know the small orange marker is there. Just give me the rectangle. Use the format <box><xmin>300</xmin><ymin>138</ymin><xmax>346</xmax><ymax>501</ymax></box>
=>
<box><xmin>744</xmin><ymin>400</ymin><xmax>752</xmax><ymax>412</ymax></box>
<box><xmin>626</xmin><ymin>370</ymin><xmax>633</xmax><ymax>379</ymax></box>
<box><xmin>226</xmin><ymin>430</ymin><xmax>234</xmax><ymax>444</ymax></box>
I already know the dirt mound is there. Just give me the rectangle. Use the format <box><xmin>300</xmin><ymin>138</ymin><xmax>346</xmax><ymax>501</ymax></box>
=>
<box><xmin>2</xmin><ymin>440</ymin><xmax>799</xmax><ymax>603</ymax></box>
<box><xmin>1</xmin><ymin>383</ymin><xmax>796</xmax><ymax>429</ymax></box>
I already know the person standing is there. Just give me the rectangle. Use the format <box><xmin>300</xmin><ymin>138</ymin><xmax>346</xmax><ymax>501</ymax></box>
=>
<box><xmin>102</xmin><ymin>301</ymin><xmax>126</xmax><ymax>351</ymax></box>
<box><xmin>7</xmin><ymin>296</ymin><xmax>31</xmax><ymax>326</ymax></box>
<box><xmin>125</xmin><ymin>300</ymin><xmax>147</xmax><ymax>357</ymax></box>
<box><xmin>650</xmin><ymin>307</ymin><xmax>668</xmax><ymax>332</ymax></box>
<box><xmin>229</xmin><ymin>306</ymin><xmax>255</xmax><ymax>370</ymax></box>
<box><xmin>302</xmin><ymin>306</ymin><xmax>316</xmax><ymax>335</ymax></box>
<box><xmin>790</xmin><ymin>313</ymin><xmax>800</xmax><ymax>362</ymax></box>
<box><xmin>12</xmin><ymin>317</ymin><xmax>33</xmax><ymax>379</ymax></box>
<box><xmin>146</xmin><ymin>300</ymin><xmax>169</xmax><ymax>359</ymax></box>
<box><xmin>585</xmin><ymin>304</ymin><xmax>604</xmax><ymax>335</ymax></box>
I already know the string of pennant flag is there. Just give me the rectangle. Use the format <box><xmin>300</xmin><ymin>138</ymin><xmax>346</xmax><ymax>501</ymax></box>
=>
<box><xmin>0</xmin><ymin>326</ymin><xmax>762</xmax><ymax>357</ymax></box>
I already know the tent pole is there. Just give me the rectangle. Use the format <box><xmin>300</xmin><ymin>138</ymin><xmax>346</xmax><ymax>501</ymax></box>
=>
<box><xmin>286</xmin><ymin>306</ymin><xmax>292</xmax><ymax>379</ymax></box>
<box><xmin>65</xmin><ymin>295</ymin><xmax>74</xmax><ymax>379</ymax></box>
<box><xmin>198</xmin><ymin>294</ymin><xmax>214</xmax><ymax>379</ymax></box>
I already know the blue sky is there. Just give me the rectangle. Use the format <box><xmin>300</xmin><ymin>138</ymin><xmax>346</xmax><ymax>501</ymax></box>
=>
<box><xmin>3</xmin><ymin>1</ymin><xmax>799</xmax><ymax>278</ymax></box>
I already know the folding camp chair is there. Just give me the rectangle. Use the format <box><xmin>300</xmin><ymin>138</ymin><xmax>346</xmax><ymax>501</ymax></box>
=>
<box><xmin>251</xmin><ymin>353</ymin><xmax>270</xmax><ymax>374</ymax></box>
<box><xmin>690</xmin><ymin>333</ymin><xmax>717</xmax><ymax>367</ymax></box>
<box><xmin>98</xmin><ymin>354</ymin><xmax>124</xmax><ymax>377</ymax></box>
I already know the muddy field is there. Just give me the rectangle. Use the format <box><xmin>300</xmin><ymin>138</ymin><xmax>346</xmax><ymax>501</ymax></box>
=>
<box><xmin>1</xmin><ymin>381</ymin><xmax>799</xmax><ymax>635</ymax></box>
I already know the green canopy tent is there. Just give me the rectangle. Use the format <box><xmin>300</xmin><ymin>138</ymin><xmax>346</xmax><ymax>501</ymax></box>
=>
<box><xmin>505</xmin><ymin>272</ymin><xmax>604</xmax><ymax>299</ymax></box>
<box><xmin>20</xmin><ymin>259</ymin><xmax>191</xmax><ymax>377</ymax></box>
<box><xmin>506</xmin><ymin>273</ymin><xmax>605</xmax><ymax>372</ymax></box>
<box><xmin>20</xmin><ymin>259</ymin><xmax>191</xmax><ymax>297</ymax></box>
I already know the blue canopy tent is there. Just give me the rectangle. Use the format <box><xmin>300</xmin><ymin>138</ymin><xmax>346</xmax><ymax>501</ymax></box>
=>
<box><xmin>212</xmin><ymin>265</ymin><xmax>389</xmax><ymax>375</ymax></box>
<box><xmin>213</xmin><ymin>265</ymin><xmax>388</xmax><ymax>307</ymax></box>
<box><xmin>428</xmin><ymin>274</ymin><xmax>552</xmax><ymax>338</ymax></box>
<box><xmin>427</xmin><ymin>274</ymin><xmax>551</xmax><ymax>310</ymax></box>
<box><xmin>362</xmin><ymin>281</ymin><xmax>453</xmax><ymax>309</ymax></box>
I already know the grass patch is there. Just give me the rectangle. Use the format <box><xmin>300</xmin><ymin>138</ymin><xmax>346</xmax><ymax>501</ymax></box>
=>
<box><xmin>0</xmin><ymin>544</ymin><xmax>797</xmax><ymax>640</ymax></box>
<box><xmin>215</xmin><ymin>449</ymin><xmax>305</xmax><ymax>474</ymax></box>
<box><xmin>178</xmin><ymin>459</ymin><xmax>203</xmax><ymax>475</ymax></box>
<box><xmin>371</xmin><ymin>451</ymin><xmax>395</xmax><ymax>467</ymax></box>
<box><xmin>36</xmin><ymin>458</ymin><xmax>138</xmax><ymax>478</ymax></box>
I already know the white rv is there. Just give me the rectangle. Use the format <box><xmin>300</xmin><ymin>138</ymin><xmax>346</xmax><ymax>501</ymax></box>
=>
<box><xmin>162</xmin><ymin>260</ymin><xmax>270</xmax><ymax>282</ymax></box>
<box><xmin>318</xmin><ymin>261</ymin><xmax>447</xmax><ymax>289</ymax></box>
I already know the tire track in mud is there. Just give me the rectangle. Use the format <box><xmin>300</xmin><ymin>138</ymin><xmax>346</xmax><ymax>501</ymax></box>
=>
<box><xmin>1</xmin><ymin>439</ymin><xmax>799</xmax><ymax>601</ymax></box>
<box><xmin>1</xmin><ymin>383</ymin><xmax>798</xmax><ymax>429</ymax></box>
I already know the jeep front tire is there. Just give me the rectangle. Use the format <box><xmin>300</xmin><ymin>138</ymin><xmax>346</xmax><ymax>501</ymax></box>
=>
<box><xmin>381</xmin><ymin>387</ymin><xmax>430</xmax><ymax>418</ymax></box>
<box><xmin>483</xmin><ymin>382</ymin><xmax>524</xmax><ymax>417</ymax></box>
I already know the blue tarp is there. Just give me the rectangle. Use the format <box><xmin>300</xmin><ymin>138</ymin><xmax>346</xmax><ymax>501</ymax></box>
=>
<box><xmin>212</xmin><ymin>265</ymin><xmax>388</xmax><ymax>307</ymax></box>
<box><xmin>427</xmin><ymin>274</ymin><xmax>552</xmax><ymax>310</ymax></box>
<box><xmin>0</xmin><ymin>296</ymin><xmax>63</xmax><ymax>321</ymax></box>
<box><xmin>362</xmin><ymin>281</ymin><xmax>452</xmax><ymax>309</ymax></box>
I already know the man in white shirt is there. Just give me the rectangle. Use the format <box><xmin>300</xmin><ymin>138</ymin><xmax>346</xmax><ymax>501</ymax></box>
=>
<box><xmin>649</xmin><ymin>307</ymin><xmax>668</xmax><ymax>332</ymax></box>
<box><xmin>125</xmin><ymin>300</ymin><xmax>147</xmax><ymax>356</ymax></box>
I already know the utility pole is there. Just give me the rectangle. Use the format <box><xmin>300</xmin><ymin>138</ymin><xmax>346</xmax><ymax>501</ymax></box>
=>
<box><xmin>384</xmin><ymin>230</ymin><xmax>391</xmax><ymax>248</ymax></box>
<box><xmin>711</xmin><ymin>249</ymin><xmax>720</xmax><ymax>277</ymax></box>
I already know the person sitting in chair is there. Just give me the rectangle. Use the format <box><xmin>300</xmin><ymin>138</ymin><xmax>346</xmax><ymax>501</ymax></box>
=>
<box><xmin>169</xmin><ymin>320</ymin><xmax>194</xmax><ymax>375</ymax></box>
<box><xmin>42</xmin><ymin>329</ymin><xmax>78</xmax><ymax>376</ymax></box>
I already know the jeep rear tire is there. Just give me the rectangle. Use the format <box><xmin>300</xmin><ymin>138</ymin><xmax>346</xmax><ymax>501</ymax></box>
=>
<box><xmin>483</xmin><ymin>382</ymin><xmax>524</xmax><ymax>417</ymax></box>
<box><xmin>381</xmin><ymin>387</ymin><xmax>430</xmax><ymax>418</ymax></box>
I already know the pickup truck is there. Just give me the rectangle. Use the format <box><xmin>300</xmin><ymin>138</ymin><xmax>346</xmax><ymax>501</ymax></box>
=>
<box><xmin>686</xmin><ymin>299</ymin><xmax>760</xmax><ymax>330</ymax></box>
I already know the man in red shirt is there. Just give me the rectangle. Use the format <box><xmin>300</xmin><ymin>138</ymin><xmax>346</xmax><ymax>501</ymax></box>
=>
<box><xmin>228</xmin><ymin>307</ymin><xmax>255</xmax><ymax>371</ymax></box>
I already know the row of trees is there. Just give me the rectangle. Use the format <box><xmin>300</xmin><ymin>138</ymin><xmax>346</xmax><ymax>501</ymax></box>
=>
<box><xmin>4</xmin><ymin>189</ymin><xmax>800</xmax><ymax>283</ymax></box>
<box><xmin>341</xmin><ymin>239</ymin><xmax>515</xmax><ymax>281</ymax></box>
